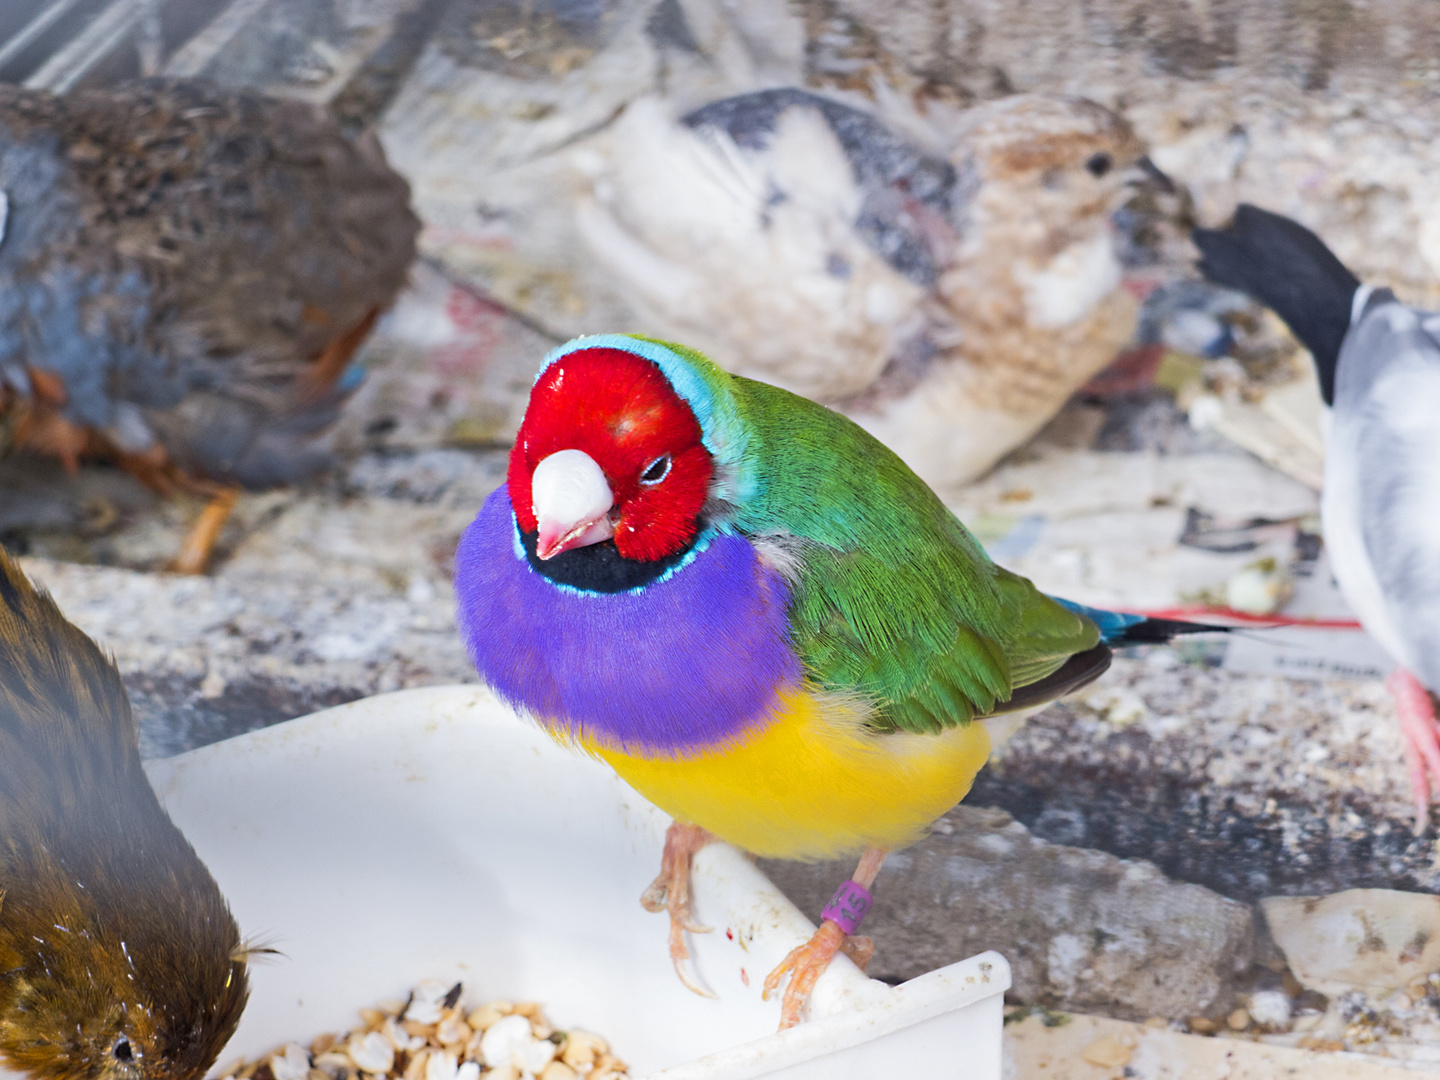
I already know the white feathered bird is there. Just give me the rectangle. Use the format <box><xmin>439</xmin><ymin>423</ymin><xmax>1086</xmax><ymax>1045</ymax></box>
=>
<box><xmin>575</xmin><ymin>88</ymin><xmax>1165</xmax><ymax>490</ymax></box>
<box><xmin>1196</xmin><ymin>204</ymin><xmax>1440</xmax><ymax>830</ymax></box>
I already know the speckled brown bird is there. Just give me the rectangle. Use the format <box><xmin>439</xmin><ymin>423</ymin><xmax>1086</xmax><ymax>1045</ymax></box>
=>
<box><xmin>0</xmin><ymin>550</ymin><xmax>249</xmax><ymax>1080</ymax></box>
<box><xmin>576</xmin><ymin>90</ymin><xmax>1164</xmax><ymax>490</ymax></box>
<box><xmin>0</xmin><ymin>79</ymin><xmax>419</xmax><ymax>571</ymax></box>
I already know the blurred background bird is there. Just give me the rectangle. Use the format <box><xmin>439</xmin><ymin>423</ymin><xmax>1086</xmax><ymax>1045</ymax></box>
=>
<box><xmin>1195</xmin><ymin>205</ymin><xmax>1440</xmax><ymax>831</ymax></box>
<box><xmin>574</xmin><ymin>89</ymin><xmax>1178</xmax><ymax>491</ymax></box>
<box><xmin>0</xmin><ymin>548</ymin><xmax>250</xmax><ymax>1080</ymax></box>
<box><xmin>454</xmin><ymin>334</ymin><xmax>1225</xmax><ymax>1028</ymax></box>
<box><xmin>0</xmin><ymin>78</ymin><xmax>419</xmax><ymax>572</ymax></box>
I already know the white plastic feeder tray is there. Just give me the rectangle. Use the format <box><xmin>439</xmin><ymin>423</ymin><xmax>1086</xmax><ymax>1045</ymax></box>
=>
<box><xmin>145</xmin><ymin>686</ymin><xmax>1009</xmax><ymax>1079</ymax></box>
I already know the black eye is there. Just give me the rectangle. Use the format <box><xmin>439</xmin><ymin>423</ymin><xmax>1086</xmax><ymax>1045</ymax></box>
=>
<box><xmin>640</xmin><ymin>455</ymin><xmax>671</xmax><ymax>485</ymax></box>
<box><xmin>112</xmin><ymin>1039</ymin><xmax>133</xmax><ymax>1063</ymax></box>
<box><xmin>1085</xmin><ymin>152</ymin><xmax>1113</xmax><ymax>177</ymax></box>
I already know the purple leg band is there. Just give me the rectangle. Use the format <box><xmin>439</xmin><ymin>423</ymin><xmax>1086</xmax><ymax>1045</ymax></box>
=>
<box><xmin>821</xmin><ymin>880</ymin><xmax>874</xmax><ymax>936</ymax></box>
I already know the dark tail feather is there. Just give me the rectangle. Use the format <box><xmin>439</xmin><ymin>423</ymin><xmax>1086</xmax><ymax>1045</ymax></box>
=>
<box><xmin>1191</xmin><ymin>203</ymin><xmax>1360</xmax><ymax>404</ymax></box>
<box><xmin>1053</xmin><ymin>597</ymin><xmax>1231</xmax><ymax>646</ymax></box>
<box><xmin>1105</xmin><ymin>615</ymin><xmax>1230</xmax><ymax>645</ymax></box>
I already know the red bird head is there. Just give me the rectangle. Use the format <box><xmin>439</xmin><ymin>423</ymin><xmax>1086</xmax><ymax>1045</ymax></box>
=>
<box><xmin>507</xmin><ymin>348</ymin><xmax>714</xmax><ymax>562</ymax></box>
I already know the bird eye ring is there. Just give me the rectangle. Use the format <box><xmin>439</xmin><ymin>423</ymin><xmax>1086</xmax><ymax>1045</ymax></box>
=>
<box><xmin>1085</xmin><ymin>152</ymin><xmax>1113</xmax><ymax>177</ymax></box>
<box><xmin>112</xmin><ymin>1039</ymin><xmax>134</xmax><ymax>1063</ymax></box>
<box><xmin>640</xmin><ymin>455</ymin><xmax>671</xmax><ymax>485</ymax></box>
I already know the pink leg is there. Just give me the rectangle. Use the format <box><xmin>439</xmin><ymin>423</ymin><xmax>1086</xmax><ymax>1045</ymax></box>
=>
<box><xmin>1388</xmin><ymin>668</ymin><xmax>1440</xmax><ymax>834</ymax></box>
<box><xmin>763</xmin><ymin>847</ymin><xmax>887</xmax><ymax>1029</ymax></box>
<box><xmin>640</xmin><ymin>821</ymin><xmax>716</xmax><ymax>997</ymax></box>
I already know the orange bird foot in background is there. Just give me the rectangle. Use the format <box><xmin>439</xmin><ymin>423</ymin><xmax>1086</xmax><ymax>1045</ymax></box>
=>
<box><xmin>640</xmin><ymin>820</ymin><xmax>716</xmax><ymax>999</ymax></box>
<box><xmin>1390</xmin><ymin>668</ymin><xmax>1440</xmax><ymax>835</ymax></box>
<box><xmin>116</xmin><ymin>444</ymin><xmax>241</xmax><ymax>576</ymax></box>
<box><xmin>7</xmin><ymin>381</ymin><xmax>242</xmax><ymax>576</ymax></box>
<box><xmin>170</xmin><ymin>488</ymin><xmax>241</xmax><ymax>576</ymax></box>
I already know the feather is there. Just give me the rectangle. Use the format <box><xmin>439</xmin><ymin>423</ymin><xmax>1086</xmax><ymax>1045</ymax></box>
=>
<box><xmin>0</xmin><ymin>78</ymin><xmax>418</xmax><ymax>488</ymax></box>
<box><xmin>1329</xmin><ymin>299</ymin><xmax>1440</xmax><ymax>686</ymax></box>
<box><xmin>0</xmin><ymin>550</ymin><xmax>247</xmax><ymax>1080</ymax></box>
<box><xmin>1049</xmin><ymin>597</ymin><xmax>1231</xmax><ymax>645</ymax></box>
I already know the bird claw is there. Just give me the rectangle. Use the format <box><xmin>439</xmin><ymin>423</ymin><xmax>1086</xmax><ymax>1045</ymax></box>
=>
<box><xmin>643</xmin><ymin>821</ymin><xmax>714</xmax><ymax>998</ymax></box>
<box><xmin>639</xmin><ymin>877</ymin><xmax>668</xmax><ymax>913</ymax></box>
<box><xmin>673</xmin><ymin>951</ymin><xmax>718</xmax><ymax>999</ymax></box>
<box><xmin>762</xmin><ymin>920</ymin><xmax>848</xmax><ymax>1030</ymax></box>
<box><xmin>640</xmin><ymin>875</ymin><xmax>711</xmax><ymax>931</ymax></box>
<box><xmin>839</xmin><ymin>934</ymin><xmax>874</xmax><ymax>973</ymax></box>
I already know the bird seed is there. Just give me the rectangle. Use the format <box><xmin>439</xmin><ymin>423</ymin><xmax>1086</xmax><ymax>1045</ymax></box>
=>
<box><xmin>215</xmin><ymin>980</ymin><xmax>629</xmax><ymax>1080</ymax></box>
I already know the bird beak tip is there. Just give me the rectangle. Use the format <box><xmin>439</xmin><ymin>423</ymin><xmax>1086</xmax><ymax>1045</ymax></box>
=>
<box><xmin>1132</xmin><ymin>155</ymin><xmax>1177</xmax><ymax>194</ymax></box>
<box><xmin>535</xmin><ymin>514</ymin><xmax>615</xmax><ymax>560</ymax></box>
<box><xmin>535</xmin><ymin>527</ymin><xmax>568</xmax><ymax>560</ymax></box>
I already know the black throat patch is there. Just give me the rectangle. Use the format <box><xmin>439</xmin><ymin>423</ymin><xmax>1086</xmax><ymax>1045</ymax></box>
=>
<box><xmin>520</xmin><ymin>527</ymin><xmax>698</xmax><ymax>593</ymax></box>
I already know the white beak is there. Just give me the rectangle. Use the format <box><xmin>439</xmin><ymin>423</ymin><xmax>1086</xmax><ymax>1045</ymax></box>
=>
<box><xmin>530</xmin><ymin>449</ymin><xmax>616</xmax><ymax>560</ymax></box>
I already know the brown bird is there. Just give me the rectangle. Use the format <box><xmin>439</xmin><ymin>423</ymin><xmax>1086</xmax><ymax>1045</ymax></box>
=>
<box><xmin>0</xmin><ymin>550</ymin><xmax>249</xmax><ymax>1080</ymax></box>
<box><xmin>0</xmin><ymin>79</ymin><xmax>419</xmax><ymax>571</ymax></box>
<box><xmin>575</xmin><ymin>90</ymin><xmax>1164</xmax><ymax>490</ymax></box>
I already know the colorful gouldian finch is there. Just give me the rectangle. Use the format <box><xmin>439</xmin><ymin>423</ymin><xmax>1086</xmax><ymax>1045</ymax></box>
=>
<box><xmin>455</xmin><ymin>334</ymin><xmax>1220</xmax><ymax>1028</ymax></box>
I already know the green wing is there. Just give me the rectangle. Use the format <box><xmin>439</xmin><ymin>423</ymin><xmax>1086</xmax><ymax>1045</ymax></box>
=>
<box><xmin>725</xmin><ymin>374</ymin><xmax>1099</xmax><ymax>734</ymax></box>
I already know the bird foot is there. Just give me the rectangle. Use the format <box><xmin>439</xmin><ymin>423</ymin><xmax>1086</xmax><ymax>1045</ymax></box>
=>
<box><xmin>170</xmin><ymin>488</ymin><xmax>240</xmax><ymax>575</ymax></box>
<box><xmin>840</xmin><ymin>934</ymin><xmax>874</xmax><ymax>973</ymax></box>
<box><xmin>763</xmin><ymin>920</ymin><xmax>849</xmax><ymax>1030</ymax></box>
<box><xmin>113</xmin><ymin>443</ymin><xmax>183</xmax><ymax>497</ymax></box>
<box><xmin>1390</xmin><ymin>669</ymin><xmax>1440</xmax><ymax>834</ymax></box>
<box><xmin>640</xmin><ymin>821</ymin><xmax>715</xmax><ymax>998</ymax></box>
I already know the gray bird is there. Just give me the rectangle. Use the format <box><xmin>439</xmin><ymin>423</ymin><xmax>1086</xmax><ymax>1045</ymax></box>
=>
<box><xmin>1195</xmin><ymin>205</ymin><xmax>1440</xmax><ymax>829</ymax></box>
<box><xmin>0</xmin><ymin>79</ymin><xmax>419</xmax><ymax>571</ymax></box>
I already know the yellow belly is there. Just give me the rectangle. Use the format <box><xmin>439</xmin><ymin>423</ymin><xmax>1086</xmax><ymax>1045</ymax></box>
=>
<box><xmin>580</xmin><ymin>688</ymin><xmax>990</xmax><ymax>860</ymax></box>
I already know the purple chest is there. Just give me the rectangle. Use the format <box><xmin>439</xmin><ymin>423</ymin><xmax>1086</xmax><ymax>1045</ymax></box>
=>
<box><xmin>454</xmin><ymin>486</ymin><xmax>801</xmax><ymax>755</ymax></box>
